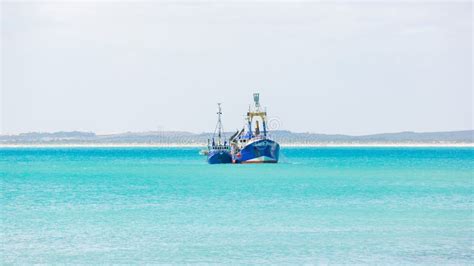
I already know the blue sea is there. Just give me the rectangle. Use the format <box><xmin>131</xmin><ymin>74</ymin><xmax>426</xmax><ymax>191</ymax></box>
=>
<box><xmin>1</xmin><ymin>147</ymin><xmax>473</xmax><ymax>264</ymax></box>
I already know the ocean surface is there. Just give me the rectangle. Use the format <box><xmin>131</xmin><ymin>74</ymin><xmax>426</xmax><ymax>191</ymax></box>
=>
<box><xmin>1</xmin><ymin>147</ymin><xmax>473</xmax><ymax>264</ymax></box>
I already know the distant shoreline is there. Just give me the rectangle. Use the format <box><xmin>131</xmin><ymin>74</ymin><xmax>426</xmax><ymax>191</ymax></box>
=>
<box><xmin>2</xmin><ymin>130</ymin><xmax>472</xmax><ymax>147</ymax></box>
<box><xmin>0</xmin><ymin>143</ymin><xmax>472</xmax><ymax>148</ymax></box>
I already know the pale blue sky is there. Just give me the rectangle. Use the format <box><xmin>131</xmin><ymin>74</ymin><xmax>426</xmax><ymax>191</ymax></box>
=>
<box><xmin>1</xmin><ymin>1</ymin><xmax>472</xmax><ymax>135</ymax></box>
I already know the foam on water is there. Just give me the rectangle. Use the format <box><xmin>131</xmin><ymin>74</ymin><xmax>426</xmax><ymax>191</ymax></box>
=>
<box><xmin>1</xmin><ymin>147</ymin><xmax>473</xmax><ymax>264</ymax></box>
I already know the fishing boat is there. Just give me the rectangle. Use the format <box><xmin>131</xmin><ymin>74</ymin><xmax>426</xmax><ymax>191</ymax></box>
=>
<box><xmin>207</xmin><ymin>103</ymin><xmax>232</xmax><ymax>164</ymax></box>
<box><xmin>230</xmin><ymin>93</ymin><xmax>280</xmax><ymax>163</ymax></box>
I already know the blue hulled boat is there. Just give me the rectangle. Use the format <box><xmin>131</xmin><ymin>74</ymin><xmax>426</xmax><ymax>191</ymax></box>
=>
<box><xmin>230</xmin><ymin>93</ymin><xmax>280</xmax><ymax>163</ymax></box>
<box><xmin>207</xmin><ymin>103</ymin><xmax>232</xmax><ymax>164</ymax></box>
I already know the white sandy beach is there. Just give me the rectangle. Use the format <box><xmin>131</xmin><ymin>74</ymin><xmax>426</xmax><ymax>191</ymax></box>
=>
<box><xmin>1</xmin><ymin>143</ymin><xmax>472</xmax><ymax>148</ymax></box>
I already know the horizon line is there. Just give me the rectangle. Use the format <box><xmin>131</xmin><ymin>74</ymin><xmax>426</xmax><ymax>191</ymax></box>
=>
<box><xmin>1</xmin><ymin>128</ymin><xmax>473</xmax><ymax>137</ymax></box>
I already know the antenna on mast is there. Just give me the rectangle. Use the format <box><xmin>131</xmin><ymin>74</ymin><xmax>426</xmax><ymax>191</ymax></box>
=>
<box><xmin>253</xmin><ymin>92</ymin><xmax>260</xmax><ymax>111</ymax></box>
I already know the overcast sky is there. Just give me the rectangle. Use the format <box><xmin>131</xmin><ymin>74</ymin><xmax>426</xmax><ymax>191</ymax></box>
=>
<box><xmin>1</xmin><ymin>1</ymin><xmax>472</xmax><ymax>135</ymax></box>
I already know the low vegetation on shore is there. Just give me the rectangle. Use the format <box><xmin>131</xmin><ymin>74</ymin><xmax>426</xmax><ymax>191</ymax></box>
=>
<box><xmin>1</xmin><ymin>130</ymin><xmax>472</xmax><ymax>146</ymax></box>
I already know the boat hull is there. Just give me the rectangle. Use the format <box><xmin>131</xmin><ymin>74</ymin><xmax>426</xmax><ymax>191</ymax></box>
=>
<box><xmin>233</xmin><ymin>139</ymin><xmax>280</xmax><ymax>164</ymax></box>
<box><xmin>207</xmin><ymin>150</ymin><xmax>233</xmax><ymax>164</ymax></box>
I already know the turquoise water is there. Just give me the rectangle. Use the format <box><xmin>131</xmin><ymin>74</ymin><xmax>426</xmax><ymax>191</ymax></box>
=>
<box><xmin>1</xmin><ymin>147</ymin><xmax>473</xmax><ymax>264</ymax></box>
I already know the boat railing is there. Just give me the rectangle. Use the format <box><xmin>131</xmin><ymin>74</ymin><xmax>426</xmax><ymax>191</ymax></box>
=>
<box><xmin>209</xmin><ymin>144</ymin><xmax>230</xmax><ymax>150</ymax></box>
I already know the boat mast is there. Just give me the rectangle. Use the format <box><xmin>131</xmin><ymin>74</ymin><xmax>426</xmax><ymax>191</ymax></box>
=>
<box><xmin>248</xmin><ymin>92</ymin><xmax>268</xmax><ymax>137</ymax></box>
<box><xmin>215</xmin><ymin>103</ymin><xmax>224</xmax><ymax>145</ymax></box>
